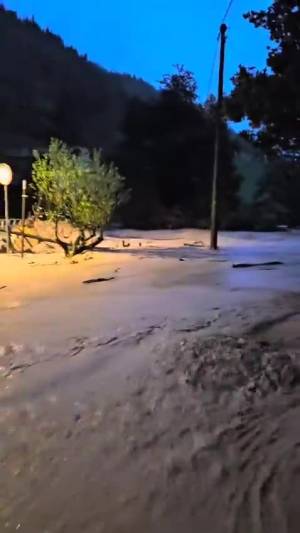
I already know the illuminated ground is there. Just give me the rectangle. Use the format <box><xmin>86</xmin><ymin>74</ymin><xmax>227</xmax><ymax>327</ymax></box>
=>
<box><xmin>1</xmin><ymin>229</ymin><xmax>300</xmax><ymax>532</ymax></box>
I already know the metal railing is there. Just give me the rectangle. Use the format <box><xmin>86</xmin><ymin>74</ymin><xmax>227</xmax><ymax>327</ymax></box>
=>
<box><xmin>0</xmin><ymin>218</ymin><xmax>22</xmax><ymax>228</ymax></box>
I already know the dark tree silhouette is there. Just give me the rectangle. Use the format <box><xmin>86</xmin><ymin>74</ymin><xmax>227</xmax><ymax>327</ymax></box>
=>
<box><xmin>116</xmin><ymin>68</ymin><xmax>240</xmax><ymax>228</ymax></box>
<box><xmin>0</xmin><ymin>6</ymin><xmax>241</xmax><ymax>229</ymax></box>
<box><xmin>0</xmin><ymin>5</ymin><xmax>156</xmax><ymax>159</ymax></box>
<box><xmin>227</xmin><ymin>0</ymin><xmax>300</xmax><ymax>157</ymax></box>
<box><xmin>0</xmin><ymin>4</ymin><xmax>155</xmax><ymax>218</ymax></box>
<box><xmin>160</xmin><ymin>65</ymin><xmax>198</xmax><ymax>104</ymax></box>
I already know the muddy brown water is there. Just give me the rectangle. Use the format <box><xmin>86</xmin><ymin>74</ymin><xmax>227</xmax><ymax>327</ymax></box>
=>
<box><xmin>2</xmin><ymin>331</ymin><xmax>300</xmax><ymax>533</ymax></box>
<box><xmin>1</xmin><ymin>231</ymin><xmax>300</xmax><ymax>532</ymax></box>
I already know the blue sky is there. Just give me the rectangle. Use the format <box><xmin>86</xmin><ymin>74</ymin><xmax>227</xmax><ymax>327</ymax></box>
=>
<box><xmin>4</xmin><ymin>0</ymin><xmax>270</xmax><ymax>99</ymax></box>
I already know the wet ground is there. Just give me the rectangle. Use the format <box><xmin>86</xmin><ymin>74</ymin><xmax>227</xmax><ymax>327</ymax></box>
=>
<box><xmin>1</xmin><ymin>230</ymin><xmax>300</xmax><ymax>532</ymax></box>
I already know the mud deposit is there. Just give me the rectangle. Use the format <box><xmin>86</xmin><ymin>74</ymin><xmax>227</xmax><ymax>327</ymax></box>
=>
<box><xmin>2</xmin><ymin>335</ymin><xmax>300</xmax><ymax>533</ymax></box>
<box><xmin>1</xmin><ymin>230</ymin><xmax>300</xmax><ymax>532</ymax></box>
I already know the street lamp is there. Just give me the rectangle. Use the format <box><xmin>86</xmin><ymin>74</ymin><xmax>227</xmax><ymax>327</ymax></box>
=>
<box><xmin>0</xmin><ymin>163</ymin><xmax>13</xmax><ymax>253</ymax></box>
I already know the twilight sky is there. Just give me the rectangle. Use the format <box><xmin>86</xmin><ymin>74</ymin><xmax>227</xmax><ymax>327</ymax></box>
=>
<box><xmin>4</xmin><ymin>0</ymin><xmax>270</xmax><ymax>99</ymax></box>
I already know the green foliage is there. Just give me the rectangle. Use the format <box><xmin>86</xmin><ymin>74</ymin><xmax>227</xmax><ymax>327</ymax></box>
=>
<box><xmin>255</xmin><ymin>159</ymin><xmax>300</xmax><ymax>228</ymax></box>
<box><xmin>233</xmin><ymin>135</ymin><xmax>268</xmax><ymax>205</ymax></box>
<box><xmin>225</xmin><ymin>1</ymin><xmax>300</xmax><ymax>230</ymax></box>
<box><xmin>226</xmin><ymin>157</ymin><xmax>300</xmax><ymax>231</ymax></box>
<box><xmin>32</xmin><ymin>139</ymin><xmax>127</xmax><ymax>255</ymax></box>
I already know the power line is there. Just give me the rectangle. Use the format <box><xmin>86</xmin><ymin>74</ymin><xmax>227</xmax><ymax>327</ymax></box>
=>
<box><xmin>221</xmin><ymin>0</ymin><xmax>235</xmax><ymax>23</ymax></box>
<box><xmin>206</xmin><ymin>0</ymin><xmax>235</xmax><ymax>99</ymax></box>
<box><xmin>206</xmin><ymin>38</ymin><xmax>219</xmax><ymax>99</ymax></box>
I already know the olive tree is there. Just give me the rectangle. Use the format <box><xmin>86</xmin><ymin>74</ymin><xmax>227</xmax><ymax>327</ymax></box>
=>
<box><xmin>32</xmin><ymin>138</ymin><xmax>127</xmax><ymax>256</ymax></box>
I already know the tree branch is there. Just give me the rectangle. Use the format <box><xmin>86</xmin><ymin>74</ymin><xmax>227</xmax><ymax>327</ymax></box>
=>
<box><xmin>0</xmin><ymin>228</ymin><xmax>67</xmax><ymax>248</ymax></box>
<box><xmin>54</xmin><ymin>220</ymin><xmax>71</xmax><ymax>256</ymax></box>
<box><xmin>0</xmin><ymin>227</ymin><xmax>103</xmax><ymax>257</ymax></box>
<box><xmin>72</xmin><ymin>232</ymin><xmax>104</xmax><ymax>256</ymax></box>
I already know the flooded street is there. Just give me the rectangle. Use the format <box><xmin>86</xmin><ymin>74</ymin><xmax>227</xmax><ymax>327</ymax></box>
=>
<box><xmin>1</xmin><ymin>230</ymin><xmax>300</xmax><ymax>532</ymax></box>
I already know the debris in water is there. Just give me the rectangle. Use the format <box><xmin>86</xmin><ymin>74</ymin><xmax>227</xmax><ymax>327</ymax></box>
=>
<box><xmin>184</xmin><ymin>241</ymin><xmax>204</xmax><ymax>248</ymax></box>
<box><xmin>232</xmin><ymin>261</ymin><xmax>283</xmax><ymax>269</ymax></box>
<box><xmin>82</xmin><ymin>277</ymin><xmax>115</xmax><ymax>284</ymax></box>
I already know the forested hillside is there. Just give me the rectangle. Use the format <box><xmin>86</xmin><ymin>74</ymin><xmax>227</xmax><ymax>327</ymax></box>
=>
<box><xmin>0</xmin><ymin>5</ymin><xmax>156</xmax><ymax>183</ymax></box>
<box><xmin>0</xmin><ymin>5</ymin><xmax>267</xmax><ymax>229</ymax></box>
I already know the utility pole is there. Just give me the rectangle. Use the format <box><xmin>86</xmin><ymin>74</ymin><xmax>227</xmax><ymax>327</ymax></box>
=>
<box><xmin>210</xmin><ymin>23</ymin><xmax>227</xmax><ymax>250</ymax></box>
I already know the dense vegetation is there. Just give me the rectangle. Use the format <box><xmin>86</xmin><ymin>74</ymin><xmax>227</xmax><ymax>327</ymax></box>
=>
<box><xmin>228</xmin><ymin>0</ymin><xmax>299</xmax><ymax>158</ymax></box>
<box><xmin>0</xmin><ymin>5</ymin><xmax>155</xmax><ymax>177</ymax></box>
<box><xmin>115</xmin><ymin>71</ymin><xmax>240</xmax><ymax>228</ymax></box>
<box><xmin>227</xmin><ymin>0</ymin><xmax>300</xmax><ymax>228</ymax></box>
<box><xmin>1</xmin><ymin>1</ymin><xmax>298</xmax><ymax>231</ymax></box>
<box><xmin>31</xmin><ymin>139</ymin><xmax>126</xmax><ymax>256</ymax></box>
<box><xmin>0</xmin><ymin>5</ymin><xmax>241</xmax><ymax>227</ymax></box>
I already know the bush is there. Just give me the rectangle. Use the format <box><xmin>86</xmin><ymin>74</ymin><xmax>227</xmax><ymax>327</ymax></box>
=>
<box><xmin>32</xmin><ymin>138</ymin><xmax>127</xmax><ymax>255</ymax></box>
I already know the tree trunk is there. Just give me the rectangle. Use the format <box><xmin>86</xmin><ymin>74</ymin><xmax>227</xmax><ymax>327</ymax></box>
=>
<box><xmin>72</xmin><ymin>230</ymin><xmax>104</xmax><ymax>256</ymax></box>
<box><xmin>55</xmin><ymin>220</ymin><xmax>71</xmax><ymax>256</ymax></box>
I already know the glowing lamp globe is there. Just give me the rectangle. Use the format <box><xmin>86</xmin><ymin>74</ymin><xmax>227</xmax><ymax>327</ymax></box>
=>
<box><xmin>0</xmin><ymin>163</ymin><xmax>13</xmax><ymax>186</ymax></box>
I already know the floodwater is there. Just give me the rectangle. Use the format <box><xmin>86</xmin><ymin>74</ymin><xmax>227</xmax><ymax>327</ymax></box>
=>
<box><xmin>1</xmin><ymin>230</ymin><xmax>300</xmax><ymax>533</ymax></box>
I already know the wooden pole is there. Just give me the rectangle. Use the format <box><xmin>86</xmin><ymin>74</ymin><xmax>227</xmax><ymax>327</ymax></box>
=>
<box><xmin>210</xmin><ymin>23</ymin><xmax>227</xmax><ymax>250</ymax></box>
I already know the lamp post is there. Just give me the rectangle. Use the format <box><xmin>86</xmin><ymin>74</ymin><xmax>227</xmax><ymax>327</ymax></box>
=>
<box><xmin>21</xmin><ymin>179</ymin><xmax>28</xmax><ymax>258</ymax></box>
<box><xmin>0</xmin><ymin>163</ymin><xmax>13</xmax><ymax>253</ymax></box>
